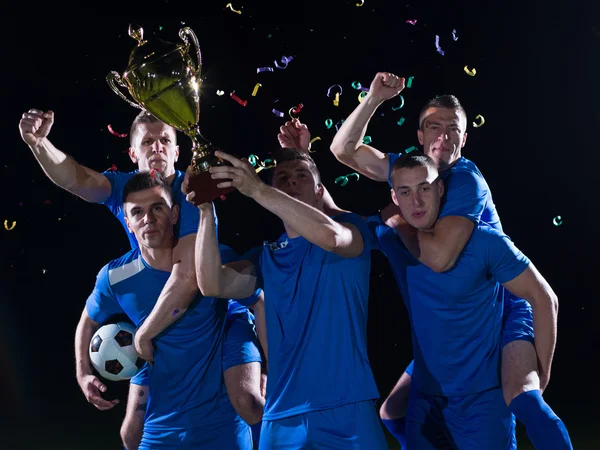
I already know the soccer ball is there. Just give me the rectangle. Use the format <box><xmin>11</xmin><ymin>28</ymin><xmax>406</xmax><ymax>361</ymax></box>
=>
<box><xmin>89</xmin><ymin>322</ymin><xmax>144</xmax><ymax>382</ymax></box>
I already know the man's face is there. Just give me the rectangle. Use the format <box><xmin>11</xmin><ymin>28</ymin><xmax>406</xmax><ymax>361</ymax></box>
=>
<box><xmin>272</xmin><ymin>160</ymin><xmax>323</xmax><ymax>208</ymax></box>
<box><xmin>390</xmin><ymin>166</ymin><xmax>444</xmax><ymax>231</ymax></box>
<box><xmin>124</xmin><ymin>186</ymin><xmax>179</xmax><ymax>249</ymax></box>
<box><xmin>129</xmin><ymin>122</ymin><xmax>179</xmax><ymax>175</ymax></box>
<box><xmin>418</xmin><ymin>107</ymin><xmax>467</xmax><ymax>170</ymax></box>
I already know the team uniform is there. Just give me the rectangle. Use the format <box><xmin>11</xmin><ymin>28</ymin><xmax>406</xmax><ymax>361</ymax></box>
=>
<box><xmin>87</xmin><ymin>245</ymin><xmax>255</xmax><ymax>449</ymax></box>
<box><xmin>238</xmin><ymin>212</ymin><xmax>388</xmax><ymax>450</ymax></box>
<box><xmin>99</xmin><ymin>170</ymin><xmax>262</xmax><ymax>442</ymax></box>
<box><xmin>370</xmin><ymin>215</ymin><xmax>528</xmax><ymax>448</ymax></box>
<box><xmin>386</xmin><ymin>154</ymin><xmax>535</xmax><ymax>379</ymax></box>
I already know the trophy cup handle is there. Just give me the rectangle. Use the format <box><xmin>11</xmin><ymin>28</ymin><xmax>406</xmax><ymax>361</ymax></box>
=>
<box><xmin>179</xmin><ymin>27</ymin><xmax>202</xmax><ymax>77</ymax></box>
<box><xmin>106</xmin><ymin>71</ymin><xmax>143</xmax><ymax>110</ymax></box>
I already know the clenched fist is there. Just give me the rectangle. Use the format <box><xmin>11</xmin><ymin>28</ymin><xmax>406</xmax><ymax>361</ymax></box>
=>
<box><xmin>19</xmin><ymin>109</ymin><xmax>54</xmax><ymax>147</ymax></box>
<box><xmin>367</xmin><ymin>73</ymin><xmax>405</xmax><ymax>103</ymax></box>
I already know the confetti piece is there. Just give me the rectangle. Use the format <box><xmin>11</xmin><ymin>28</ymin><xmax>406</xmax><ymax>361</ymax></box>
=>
<box><xmin>435</xmin><ymin>35</ymin><xmax>445</xmax><ymax>55</ymax></box>
<box><xmin>327</xmin><ymin>84</ymin><xmax>343</xmax><ymax>97</ymax></box>
<box><xmin>230</xmin><ymin>92</ymin><xmax>248</xmax><ymax>106</ymax></box>
<box><xmin>335</xmin><ymin>120</ymin><xmax>345</xmax><ymax>131</ymax></box>
<box><xmin>251</xmin><ymin>83</ymin><xmax>262</xmax><ymax>96</ymax></box>
<box><xmin>4</xmin><ymin>220</ymin><xmax>16</xmax><ymax>231</ymax></box>
<box><xmin>351</xmin><ymin>81</ymin><xmax>362</xmax><ymax>90</ymax></box>
<box><xmin>308</xmin><ymin>136</ymin><xmax>321</xmax><ymax>153</ymax></box>
<box><xmin>472</xmin><ymin>114</ymin><xmax>485</xmax><ymax>128</ymax></box>
<box><xmin>220</xmin><ymin>195</ymin><xmax>227</xmax><ymax>201</ymax></box>
<box><xmin>406</xmin><ymin>76</ymin><xmax>414</xmax><ymax>88</ymax></box>
<box><xmin>553</xmin><ymin>216</ymin><xmax>563</xmax><ymax>226</ymax></box>
<box><xmin>292</xmin><ymin>103</ymin><xmax>304</xmax><ymax>114</ymax></box>
<box><xmin>358</xmin><ymin>91</ymin><xmax>368</xmax><ymax>103</ymax></box>
<box><xmin>356</xmin><ymin>0</ymin><xmax>365</xmax><ymax>6</ymax></box>
<box><xmin>255</xmin><ymin>158</ymin><xmax>277</xmax><ymax>174</ymax></box>
<box><xmin>272</xmin><ymin>109</ymin><xmax>284</xmax><ymax>117</ymax></box>
<box><xmin>405</xmin><ymin>146</ymin><xmax>418</xmax><ymax>153</ymax></box>
<box><xmin>452</xmin><ymin>29</ymin><xmax>458</xmax><ymax>41</ymax></box>
<box><xmin>172</xmin><ymin>308</ymin><xmax>181</xmax><ymax>316</ymax></box>
<box><xmin>464</xmin><ymin>66</ymin><xmax>477</xmax><ymax>76</ymax></box>
<box><xmin>150</xmin><ymin>168</ymin><xmax>159</xmax><ymax>178</ymax></box>
<box><xmin>107</xmin><ymin>164</ymin><xmax>118</xmax><ymax>171</ymax></box>
<box><xmin>406</xmin><ymin>19</ymin><xmax>417</xmax><ymax>25</ymax></box>
<box><xmin>107</xmin><ymin>124</ymin><xmax>127</xmax><ymax>138</ymax></box>
<box><xmin>325</xmin><ymin>119</ymin><xmax>333</xmax><ymax>129</ymax></box>
<box><xmin>257</xmin><ymin>67</ymin><xmax>274</xmax><ymax>73</ymax></box>
<box><xmin>216</xmin><ymin>90</ymin><xmax>225</xmax><ymax>96</ymax></box>
<box><xmin>335</xmin><ymin>172</ymin><xmax>360</xmax><ymax>187</ymax></box>
<box><xmin>362</xmin><ymin>136</ymin><xmax>372</xmax><ymax>145</ymax></box>
<box><xmin>274</xmin><ymin>56</ymin><xmax>294</xmax><ymax>69</ymax></box>
<box><xmin>333</xmin><ymin>92</ymin><xmax>340</xmax><ymax>106</ymax></box>
<box><xmin>397</xmin><ymin>117</ymin><xmax>405</xmax><ymax>126</ymax></box>
<box><xmin>225</xmin><ymin>3</ymin><xmax>242</xmax><ymax>14</ymax></box>
<box><xmin>391</xmin><ymin>95</ymin><xmax>405</xmax><ymax>110</ymax></box>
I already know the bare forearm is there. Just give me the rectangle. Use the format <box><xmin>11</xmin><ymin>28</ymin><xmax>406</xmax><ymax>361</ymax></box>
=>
<box><xmin>139</xmin><ymin>265</ymin><xmax>198</xmax><ymax>339</ymax></box>
<box><xmin>29</xmin><ymin>137</ymin><xmax>80</xmax><ymax>190</ymax></box>
<box><xmin>252</xmin><ymin>184</ymin><xmax>342</xmax><ymax>252</ymax></box>
<box><xmin>330</xmin><ymin>95</ymin><xmax>382</xmax><ymax>159</ymax></box>
<box><xmin>532</xmin><ymin>295</ymin><xmax>558</xmax><ymax>378</ymax></box>
<box><xmin>196</xmin><ymin>206</ymin><xmax>225</xmax><ymax>296</ymax></box>
<box><xmin>75</xmin><ymin>315</ymin><xmax>99</xmax><ymax>379</ymax></box>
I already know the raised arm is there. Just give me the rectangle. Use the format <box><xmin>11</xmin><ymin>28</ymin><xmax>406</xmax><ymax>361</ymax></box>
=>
<box><xmin>330</xmin><ymin>73</ymin><xmax>405</xmax><ymax>182</ymax></box>
<box><xmin>194</xmin><ymin>201</ymin><xmax>258</xmax><ymax>299</ymax></box>
<box><xmin>212</xmin><ymin>151</ymin><xmax>365</xmax><ymax>258</ymax></box>
<box><xmin>19</xmin><ymin>109</ymin><xmax>111</xmax><ymax>203</ymax></box>
<box><xmin>74</xmin><ymin>308</ymin><xmax>120</xmax><ymax>410</ymax></box>
<box><xmin>502</xmin><ymin>264</ymin><xmax>558</xmax><ymax>391</ymax></box>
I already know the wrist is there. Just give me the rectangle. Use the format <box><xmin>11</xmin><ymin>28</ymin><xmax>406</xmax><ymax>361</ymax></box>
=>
<box><xmin>364</xmin><ymin>94</ymin><xmax>386</xmax><ymax>108</ymax></box>
<box><xmin>250</xmin><ymin>181</ymin><xmax>269</xmax><ymax>200</ymax></box>
<box><xmin>76</xmin><ymin>364</ymin><xmax>92</xmax><ymax>380</ymax></box>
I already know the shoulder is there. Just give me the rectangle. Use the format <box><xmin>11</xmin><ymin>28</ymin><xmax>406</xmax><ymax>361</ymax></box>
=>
<box><xmin>445</xmin><ymin>158</ymin><xmax>488</xmax><ymax>187</ymax></box>
<box><xmin>103</xmin><ymin>248</ymin><xmax>145</xmax><ymax>287</ymax></box>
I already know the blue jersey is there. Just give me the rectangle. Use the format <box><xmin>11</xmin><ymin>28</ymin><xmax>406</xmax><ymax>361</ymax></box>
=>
<box><xmin>388</xmin><ymin>154</ymin><xmax>501</xmax><ymax>231</ymax></box>
<box><xmin>370</xmin><ymin>217</ymin><xmax>530</xmax><ymax>396</ymax></box>
<box><xmin>239</xmin><ymin>212</ymin><xmax>379</xmax><ymax>420</ymax></box>
<box><xmin>86</xmin><ymin>246</ymin><xmax>240</xmax><ymax>433</ymax></box>
<box><xmin>101</xmin><ymin>170</ymin><xmax>204</xmax><ymax>248</ymax></box>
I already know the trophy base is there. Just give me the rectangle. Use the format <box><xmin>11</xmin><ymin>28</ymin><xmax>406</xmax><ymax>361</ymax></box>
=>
<box><xmin>187</xmin><ymin>170</ymin><xmax>234</xmax><ymax>206</ymax></box>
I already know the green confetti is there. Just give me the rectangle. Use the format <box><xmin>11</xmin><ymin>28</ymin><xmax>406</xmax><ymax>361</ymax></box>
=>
<box><xmin>325</xmin><ymin>119</ymin><xmax>333</xmax><ymax>129</ymax></box>
<box><xmin>406</xmin><ymin>76</ymin><xmax>414</xmax><ymax>88</ymax></box>
<box><xmin>362</xmin><ymin>136</ymin><xmax>372</xmax><ymax>145</ymax></box>
<box><xmin>553</xmin><ymin>216</ymin><xmax>563</xmax><ymax>226</ymax></box>
<box><xmin>391</xmin><ymin>95</ymin><xmax>405</xmax><ymax>110</ymax></box>
<box><xmin>397</xmin><ymin>117</ymin><xmax>405</xmax><ymax>126</ymax></box>
<box><xmin>404</xmin><ymin>145</ymin><xmax>417</xmax><ymax>153</ymax></box>
<box><xmin>351</xmin><ymin>81</ymin><xmax>362</xmax><ymax>90</ymax></box>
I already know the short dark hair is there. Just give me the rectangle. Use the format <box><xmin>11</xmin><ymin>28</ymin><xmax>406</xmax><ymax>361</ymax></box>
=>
<box><xmin>391</xmin><ymin>151</ymin><xmax>438</xmax><ymax>175</ymax></box>
<box><xmin>270</xmin><ymin>148</ymin><xmax>321</xmax><ymax>184</ymax></box>
<box><xmin>129</xmin><ymin>111</ymin><xmax>177</xmax><ymax>146</ymax></box>
<box><xmin>122</xmin><ymin>170</ymin><xmax>174</xmax><ymax>206</ymax></box>
<box><xmin>418</xmin><ymin>95</ymin><xmax>467</xmax><ymax>130</ymax></box>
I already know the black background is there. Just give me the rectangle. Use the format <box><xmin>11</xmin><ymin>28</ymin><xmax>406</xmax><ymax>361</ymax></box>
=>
<box><xmin>0</xmin><ymin>1</ymin><xmax>598</xmax><ymax>448</ymax></box>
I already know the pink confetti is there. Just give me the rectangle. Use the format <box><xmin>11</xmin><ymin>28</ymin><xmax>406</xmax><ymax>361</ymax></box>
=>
<box><xmin>406</xmin><ymin>19</ymin><xmax>417</xmax><ymax>25</ymax></box>
<box><xmin>107</xmin><ymin>124</ymin><xmax>127</xmax><ymax>138</ymax></box>
<box><xmin>230</xmin><ymin>92</ymin><xmax>248</xmax><ymax>106</ymax></box>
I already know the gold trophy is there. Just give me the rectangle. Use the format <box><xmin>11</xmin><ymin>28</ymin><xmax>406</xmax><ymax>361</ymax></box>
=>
<box><xmin>107</xmin><ymin>24</ymin><xmax>232</xmax><ymax>205</ymax></box>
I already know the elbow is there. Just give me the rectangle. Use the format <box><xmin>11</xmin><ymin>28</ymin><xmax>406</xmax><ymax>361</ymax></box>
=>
<box><xmin>550</xmin><ymin>293</ymin><xmax>559</xmax><ymax>316</ymax></box>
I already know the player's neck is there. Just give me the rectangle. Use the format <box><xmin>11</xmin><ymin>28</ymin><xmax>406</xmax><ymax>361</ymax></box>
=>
<box><xmin>140</xmin><ymin>245</ymin><xmax>174</xmax><ymax>272</ymax></box>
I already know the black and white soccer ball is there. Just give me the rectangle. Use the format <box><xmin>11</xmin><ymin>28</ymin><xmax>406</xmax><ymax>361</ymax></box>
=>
<box><xmin>89</xmin><ymin>322</ymin><xmax>144</xmax><ymax>381</ymax></box>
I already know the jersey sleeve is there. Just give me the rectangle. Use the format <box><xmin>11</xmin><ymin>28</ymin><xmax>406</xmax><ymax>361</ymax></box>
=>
<box><xmin>365</xmin><ymin>214</ymin><xmax>384</xmax><ymax>251</ymax></box>
<box><xmin>438</xmin><ymin>169</ymin><xmax>488</xmax><ymax>223</ymax></box>
<box><xmin>85</xmin><ymin>265</ymin><xmax>125</xmax><ymax>324</ymax></box>
<box><xmin>130</xmin><ymin>362</ymin><xmax>151</xmax><ymax>386</ymax></box>
<box><xmin>485</xmin><ymin>230</ymin><xmax>531</xmax><ymax>284</ymax></box>
<box><xmin>100</xmin><ymin>170</ymin><xmax>126</xmax><ymax>209</ymax></box>
<box><xmin>334</xmin><ymin>212</ymin><xmax>374</xmax><ymax>255</ymax></box>
<box><xmin>387</xmin><ymin>152</ymin><xmax>403</xmax><ymax>187</ymax></box>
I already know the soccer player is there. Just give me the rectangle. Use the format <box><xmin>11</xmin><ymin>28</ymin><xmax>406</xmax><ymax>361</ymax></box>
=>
<box><xmin>20</xmin><ymin>109</ymin><xmax>265</xmax><ymax>446</ymax></box>
<box><xmin>328</xmin><ymin>72</ymin><xmax>572</xmax><ymax>449</ymax></box>
<box><xmin>374</xmin><ymin>152</ymin><xmax>561</xmax><ymax>448</ymax></box>
<box><xmin>189</xmin><ymin>148</ymin><xmax>388</xmax><ymax>449</ymax></box>
<box><xmin>75</xmin><ymin>171</ymin><xmax>254</xmax><ymax>449</ymax></box>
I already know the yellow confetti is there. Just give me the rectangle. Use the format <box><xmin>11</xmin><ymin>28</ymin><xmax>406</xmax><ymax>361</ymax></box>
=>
<box><xmin>216</xmin><ymin>90</ymin><xmax>225</xmax><ymax>96</ymax></box>
<box><xmin>358</xmin><ymin>91</ymin><xmax>367</xmax><ymax>103</ymax></box>
<box><xmin>333</xmin><ymin>92</ymin><xmax>340</xmax><ymax>107</ymax></box>
<box><xmin>4</xmin><ymin>220</ymin><xmax>16</xmax><ymax>231</ymax></box>
<box><xmin>251</xmin><ymin>83</ymin><xmax>262</xmax><ymax>97</ymax></box>
<box><xmin>225</xmin><ymin>2</ymin><xmax>242</xmax><ymax>14</ymax></box>
<box><xmin>308</xmin><ymin>136</ymin><xmax>321</xmax><ymax>153</ymax></box>
<box><xmin>472</xmin><ymin>114</ymin><xmax>485</xmax><ymax>128</ymax></box>
<box><xmin>356</xmin><ymin>0</ymin><xmax>365</xmax><ymax>5</ymax></box>
<box><xmin>464</xmin><ymin>65</ymin><xmax>477</xmax><ymax>76</ymax></box>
